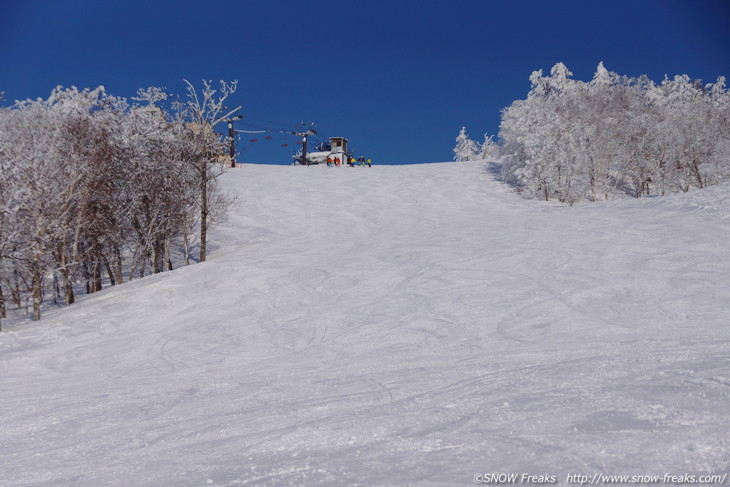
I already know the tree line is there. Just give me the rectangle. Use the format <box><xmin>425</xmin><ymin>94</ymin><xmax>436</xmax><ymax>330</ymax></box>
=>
<box><xmin>455</xmin><ymin>62</ymin><xmax>730</xmax><ymax>204</ymax></box>
<box><xmin>0</xmin><ymin>81</ymin><xmax>238</xmax><ymax>327</ymax></box>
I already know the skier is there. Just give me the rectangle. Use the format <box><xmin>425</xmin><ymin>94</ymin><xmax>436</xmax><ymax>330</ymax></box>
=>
<box><xmin>367</xmin><ymin>157</ymin><xmax>372</xmax><ymax>167</ymax></box>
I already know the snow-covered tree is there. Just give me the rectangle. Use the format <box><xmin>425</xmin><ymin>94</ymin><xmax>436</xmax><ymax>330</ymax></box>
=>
<box><xmin>0</xmin><ymin>81</ymin><xmax>237</xmax><ymax>324</ymax></box>
<box><xmin>453</xmin><ymin>127</ymin><xmax>479</xmax><ymax>161</ymax></box>
<box><xmin>173</xmin><ymin>80</ymin><xmax>238</xmax><ymax>262</ymax></box>
<box><xmin>479</xmin><ymin>133</ymin><xmax>500</xmax><ymax>160</ymax></box>
<box><xmin>498</xmin><ymin>62</ymin><xmax>730</xmax><ymax>204</ymax></box>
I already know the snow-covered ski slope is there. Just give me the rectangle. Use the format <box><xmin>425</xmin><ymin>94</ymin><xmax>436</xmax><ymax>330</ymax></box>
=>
<box><xmin>1</xmin><ymin>161</ymin><xmax>729</xmax><ymax>486</ymax></box>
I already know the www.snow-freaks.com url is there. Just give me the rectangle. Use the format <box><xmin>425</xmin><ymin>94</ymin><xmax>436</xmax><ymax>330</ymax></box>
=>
<box><xmin>473</xmin><ymin>473</ymin><xmax>728</xmax><ymax>485</ymax></box>
<box><xmin>564</xmin><ymin>473</ymin><xmax>728</xmax><ymax>485</ymax></box>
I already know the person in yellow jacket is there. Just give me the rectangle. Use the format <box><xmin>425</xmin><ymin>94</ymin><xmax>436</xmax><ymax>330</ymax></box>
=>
<box><xmin>349</xmin><ymin>156</ymin><xmax>356</xmax><ymax>167</ymax></box>
<box><xmin>367</xmin><ymin>157</ymin><xmax>372</xmax><ymax>167</ymax></box>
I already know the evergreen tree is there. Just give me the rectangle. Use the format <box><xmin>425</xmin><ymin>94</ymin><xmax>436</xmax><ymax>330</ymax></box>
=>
<box><xmin>453</xmin><ymin>127</ymin><xmax>479</xmax><ymax>161</ymax></box>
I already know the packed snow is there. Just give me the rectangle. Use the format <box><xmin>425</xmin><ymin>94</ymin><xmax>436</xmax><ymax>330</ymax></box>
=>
<box><xmin>1</xmin><ymin>161</ymin><xmax>729</xmax><ymax>486</ymax></box>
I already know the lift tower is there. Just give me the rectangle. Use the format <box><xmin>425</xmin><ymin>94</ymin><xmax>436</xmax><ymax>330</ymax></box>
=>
<box><xmin>224</xmin><ymin>114</ymin><xmax>244</xmax><ymax>167</ymax></box>
<box><xmin>291</xmin><ymin>126</ymin><xmax>318</xmax><ymax>165</ymax></box>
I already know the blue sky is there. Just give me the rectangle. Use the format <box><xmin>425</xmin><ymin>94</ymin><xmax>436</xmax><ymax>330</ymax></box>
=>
<box><xmin>1</xmin><ymin>0</ymin><xmax>728</xmax><ymax>164</ymax></box>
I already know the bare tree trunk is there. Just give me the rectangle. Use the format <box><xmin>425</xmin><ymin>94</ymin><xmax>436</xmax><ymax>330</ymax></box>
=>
<box><xmin>0</xmin><ymin>278</ymin><xmax>6</xmax><ymax>333</ymax></box>
<box><xmin>83</xmin><ymin>258</ymin><xmax>91</xmax><ymax>294</ymax></box>
<box><xmin>64</xmin><ymin>275</ymin><xmax>75</xmax><ymax>305</ymax></box>
<box><xmin>589</xmin><ymin>172</ymin><xmax>597</xmax><ymax>202</ymax></box>
<box><xmin>200</xmin><ymin>174</ymin><xmax>208</xmax><ymax>262</ymax></box>
<box><xmin>32</xmin><ymin>243</ymin><xmax>42</xmax><ymax>321</ymax></box>
<box><xmin>112</xmin><ymin>244</ymin><xmax>123</xmax><ymax>285</ymax></box>
<box><xmin>93</xmin><ymin>260</ymin><xmax>102</xmax><ymax>292</ymax></box>
<box><xmin>153</xmin><ymin>241</ymin><xmax>162</xmax><ymax>274</ymax></box>
<box><xmin>139</xmin><ymin>254</ymin><xmax>146</xmax><ymax>279</ymax></box>
<box><xmin>103</xmin><ymin>255</ymin><xmax>116</xmax><ymax>286</ymax></box>
<box><xmin>57</xmin><ymin>245</ymin><xmax>75</xmax><ymax>305</ymax></box>
<box><xmin>31</xmin><ymin>212</ymin><xmax>45</xmax><ymax>321</ymax></box>
<box><xmin>12</xmin><ymin>266</ymin><xmax>21</xmax><ymax>309</ymax></box>
<box><xmin>183</xmin><ymin>232</ymin><xmax>191</xmax><ymax>266</ymax></box>
<box><xmin>53</xmin><ymin>272</ymin><xmax>60</xmax><ymax>305</ymax></box>
<box><xmin>659</xmin><ymin>159</ymin><xmax>666</xmax><ymax>196</ymax></box>
<box><xmin>128</xmin><ymin>258</ymin><xmax>137</xmax><ymax>283</ymax></box>
<box><xmin>691</xmin><ymin>159</ymin><xmax>705</xmax><ymax>189</ymax></box>
<box><xmin>164</xmin><ymin>235</ymin><xmax>173</xmax><ymax>271</ymax></box>
<box><xmin>0</xmin><ymin>279</ymin><xmax>6</xmax><ymax>319</ymax></box>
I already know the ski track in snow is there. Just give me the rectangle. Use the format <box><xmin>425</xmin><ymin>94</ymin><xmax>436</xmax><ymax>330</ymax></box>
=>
<box><xmin>1</xmin><ymin>161</ymin><xmax>729</xmax><ymax>486</ymax></box>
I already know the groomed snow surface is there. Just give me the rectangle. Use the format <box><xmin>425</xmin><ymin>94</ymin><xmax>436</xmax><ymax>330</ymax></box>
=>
<box><xmin>1</xmin><ymin>161</ymin><xmax>729</xmax><ymax>486</ymax></box>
